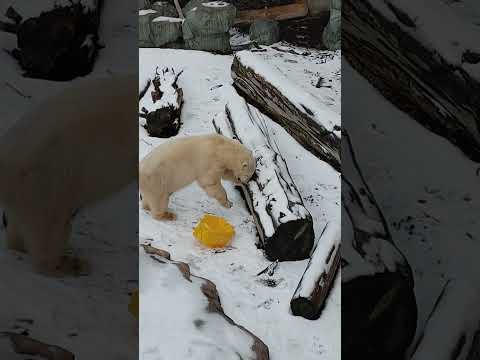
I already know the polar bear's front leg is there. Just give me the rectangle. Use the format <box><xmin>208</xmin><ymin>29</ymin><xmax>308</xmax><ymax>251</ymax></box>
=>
<box><xmin>198</xmin><ymin>178</ymin><xmax>232</xmax><ymax>208</ymax></box>
<box><xmin>24</xmin><ymin>211</ymin><xmax>88</xmax><ymax>277</ymax></box>
<box><xmin>149</xmin><ymin>193</ymin><xmax>176</xmax><ymax>221</ymax></box>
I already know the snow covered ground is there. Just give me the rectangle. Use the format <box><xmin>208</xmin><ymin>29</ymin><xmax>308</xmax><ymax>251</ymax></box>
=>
<box><xmin>342</xmin><ymin>60</ymin><xmax>480</xmax><ymax>354</ymax></box>
<box><xmin>139</xmin><ymin>46</ymin><xmax>341</xmax><ymax>360</ymax></box>
<box><xmin>0</xmin><ymin>0</ymin><xmax>138</xmax><ymax>358</ymax></box>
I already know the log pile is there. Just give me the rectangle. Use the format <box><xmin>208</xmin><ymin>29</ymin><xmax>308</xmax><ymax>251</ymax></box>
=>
<box><xmin>139</xmin><ymin>67</ymin><xmax>184</xmax><ymax>138</ymax></box>
<box><xmin>1</xmin><ymin>2</ymin><xmax>102</xmax><ymax>81</ymax></box>
<box><xmin>231</xmin><ymin>51</ymin><xmax>341</xmax><ymax>171</ymax></box>
<box><xmin>290</xmin><ymin>220</ymin><xmax>341</xmax><ymax>320</ymax></box>
<box><xmin>343</xmin><ymin>0</ymin><xmax>480</xmax><ymax>162</ymax></box>
<box><xmin>342</xmin><ymin>130</ymin><xmax>417</xmax><ymax>359</ymax></box>
<box><xmin>141</xmin><ymin>245</ymin><xmax>270</xmax><ymax>359</ymax></box>
<box><xmin>212</xmin><ymin>91</ymin><xmax>315</xmax><ymax>261</ymax></box>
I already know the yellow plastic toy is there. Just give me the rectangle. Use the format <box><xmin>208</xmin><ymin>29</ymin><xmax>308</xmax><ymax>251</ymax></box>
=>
<box><xmin>193</xmin><ymin>214</ymin><xmax>235</xmax><ymax>248</ymax></box>
<box><xmin>129</xmin><ymin>289</ymin><xmax>139</xmax><ymax>320</ymax></box>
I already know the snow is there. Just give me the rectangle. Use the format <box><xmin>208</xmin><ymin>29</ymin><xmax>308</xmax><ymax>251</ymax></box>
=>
<box><xmin>139</xmin><ymin>9</ymin><xmax>158</xmax><ymax>15</ymax></box>
<box><xmin>343</xmin><ymin>59</ymin><xmax>480</xmax><ymax>355</ymax></box>
<box><xmin>140</xmin><ymin>253</ymin><xmax>257</xmax><ymax>360</ymax></box>
<box><xmin>373</xmin><ymin>0</ymin><xmax>480</xmax><ymax>81</ymax></box>
<box><xmin>235</xmin><ymin>51</ymin><xmax>341</xmax><ymax>134</ymax></box>
<box><xmin>203</xmin><ymin>1</ymin><xmax>229</xmax><ymax>8</ymax></box>
<box><xmin>0</xmin><ymin>0</ymin><xmax>138</xmax><ymax>358</ymax></box>
<box><xmin>152</xmin><ymin>16</ymin><xmax>184</xmax><ymax>23</ymax></box>
<box><xmin>140</xmin><ymin>48</ymin><xmax>340</xmax><ymax>360</ymax></box>
<box><xmin>296</xmin><ymin>220</ymin><xmax>340</xmax><ymax>298</ymax></box>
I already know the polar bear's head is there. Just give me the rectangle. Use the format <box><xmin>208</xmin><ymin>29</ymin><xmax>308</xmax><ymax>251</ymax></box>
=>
<box><xmin>232</xmin><ymin>149</ymin><xmax>256</xmax><ymax>184</ymax></box>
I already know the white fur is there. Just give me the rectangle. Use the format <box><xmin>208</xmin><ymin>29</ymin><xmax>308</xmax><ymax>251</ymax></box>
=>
<box><xmin>0</xmin><ymin>75</ymin><xmax>138</xmax><ymax>276</ymax></box>
<box><xmin>139</xmin><ymin>134</ymin><xmax>255</xmax><ymax>220</ymax></box>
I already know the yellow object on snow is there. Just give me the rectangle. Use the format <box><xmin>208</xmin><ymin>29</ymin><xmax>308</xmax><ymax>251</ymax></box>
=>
<box><xmin>193</xmin><ymin>214</ymin><xmax>235</xmax><ymax>248</ymax></box>
<box><xmin>129</xmin><ymin>289</ymin><xmax>139</xmax><ymax>319</ymax></box>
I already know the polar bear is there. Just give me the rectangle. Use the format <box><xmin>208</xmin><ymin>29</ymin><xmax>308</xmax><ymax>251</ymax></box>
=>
<box><xmin>0</xmin><ymin>75</ymin><xmax>138</xmax><ymax>276</ymax></box>
<box><xmin>139</xmin><ymin>134</ymin><xmax>256</xmax><ymax>221</ymax></box>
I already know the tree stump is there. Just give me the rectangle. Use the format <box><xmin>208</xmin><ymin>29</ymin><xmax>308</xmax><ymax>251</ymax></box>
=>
<box><xmin>182</xmin><ymin>1</ymin><xmax>236</xmax><ymax>54</ymax></box>
<box><xmin>2</xmin><ymin>2</ymin><xmax>102</xmax><ymax>81</ymax></box>
<box><xmin>290</xmin><ymin>220</ymin><xmax>341</xmax><ymax>320</ymax></box>
<box><xmin>150</xmin><ymin>16</ymin><xmax>183</xmax><ymax>47</ymax></box>
<box><xmin>342</xmin><ymin>130</ymin><xmax>417</xmax><ymax>359</ymax></box>
<box><xmin>139</xmin><ymin>9</ymin><xmax>158</xmax><ymax>47</ymax></box>
<box><xmin>231</xmin><ymin>51</ymin><xmax>341</xmax><ymax>171</ymax></box>
<box><xmin>249</xmin><ymin>19</ymin><xmax>280</xmax><ymax>46</ymax></box>
<box><xmin>139</xmin><ymin>67</ymin><xmax>184</xmax><ymax>138</ymax></box>
<box><xmin>213</xmin><ymin>90</ymin><xmax>314</xmax><ymax>261</ymax></box>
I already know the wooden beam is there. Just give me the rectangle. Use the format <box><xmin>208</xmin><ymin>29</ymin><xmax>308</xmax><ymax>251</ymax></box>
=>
<box><xmin>234</xmin><ymin>0</ymin><xmax>308</xmax><ymax>24</ymax></box>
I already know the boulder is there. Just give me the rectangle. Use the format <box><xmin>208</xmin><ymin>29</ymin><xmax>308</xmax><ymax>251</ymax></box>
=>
<box><xmin>249</xmin><ymin>19</ymin><xmax>280</xmax><ymax>46</ymax></box>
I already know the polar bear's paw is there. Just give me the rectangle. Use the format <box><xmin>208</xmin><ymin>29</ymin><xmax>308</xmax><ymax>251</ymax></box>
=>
<box><xmin>153</xmin><ymin>211</ymin><xmax>177</xmax><ymax>221</ymax></box>
<box><xmin>220</xmin><ymin>199</ymin><xmax>233</xmax><ymax>209</ymax></box>
<box><xmin>56</xmin><ymin>256</ymin><xmax>90</xmax><ymax>277</ymax></box>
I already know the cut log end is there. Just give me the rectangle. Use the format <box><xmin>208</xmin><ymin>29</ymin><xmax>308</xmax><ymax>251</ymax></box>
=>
<box><xmin>291</xmin><ymin>297</ymin><xmax>320</xmax><ymax>320</ymax></box>
<box><xmin>264</xmin><ymin>219</ymin><xmax>314</xmax><ymax>261</ymax></box>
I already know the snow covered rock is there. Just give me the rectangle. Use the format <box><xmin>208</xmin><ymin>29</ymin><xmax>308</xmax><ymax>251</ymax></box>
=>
<box><xmin>249</xmin><ymin>19</ymin><xmax>280</xmax><ymax>46</ymax></box>
<box><xmin>140</xmin><ymin>247</ymin><xmax>270</xmax><ymax>360</ymax></box>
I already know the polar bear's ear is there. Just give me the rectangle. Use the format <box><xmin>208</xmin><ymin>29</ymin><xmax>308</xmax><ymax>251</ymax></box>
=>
<box><xmin>242</xmin><ymin>162</ymin><xmax>248</xmax><ymax>168</ymax></box>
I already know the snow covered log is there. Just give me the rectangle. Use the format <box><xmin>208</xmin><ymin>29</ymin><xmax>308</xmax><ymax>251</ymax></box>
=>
<box><xmin>410</xmin><ymin>280</ymin><xmax>480</xmax><ymax>360</ymax></box>
<box><xmin>341</xmin><ymin>130</ymin><xmax>417</xmax><ymax>359</ymax></box>
<box><xmin>1</xmin><ymin>332</ymin><xmax>74</xmax><ymax>360</ymax></box>
<box><xmin>231</xmin><ymin>51</ymin><xmax>341</xmax><ymax>171</ymax></box>
<box><xmin>139</xmin><ymin>67</ymin><xmax>184</xmax><ymax>138</ymax></box>
<box><xmin>3</xmin><ymin>2</ymin><xmax>102</xmax><ymax>81</ymax></box>
<box><xmin>141</xmin><ymin>247</ymin><xmax>270</xmax><ymax>360</ymax></box>
<box><xmin>212</xmin><ymin>93</ymin><xmax>314</xmax><ymax>261</ymax></box>
<box><xmin>343</xmin><ymin>0</ymin><xmax>480</xmax><ymax>162</ymax></box>
<box><xmin>290</xmin><ymin>221</ymin><xmax>341</xmax><ymax>320</ymax></box>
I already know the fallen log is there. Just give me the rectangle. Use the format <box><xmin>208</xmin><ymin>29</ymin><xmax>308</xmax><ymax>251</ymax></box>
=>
<box><xmin>1</xmin><ymin>332</ymin><xmax>74</xmax><ymax>360</ymax></box>
<box><xmin>139</xmin><ymin>67</ymin><xmax>184</xmax><ymax>138</ymax></box>
<box><xmin>341</xmin><ymin>130</ymin><xmax>417</xmax><ymax>359</ymax></box>
<box><xmin>410</xmin><ymin>279</ymin><xmax>480</xmax><ymax>360</ymax></box>
<box><xmin>212</xmin><ymin>91</ymin><xmax>314</xmax><ymax>261</ymax></box>
<box><xmin>140</xmin><ymin>247</ymin><xmax>269</xmax><ymax>360</ymax></box>
<box><xmin>234</xmin><ymin>0</ymin><xmax>308</xmax><ymax>24</ymax></box>
<box><xmin>2</xmin><ymin>2</ymin><xmax>103</xmax><ymax>81</ymax></box>
<box><xmin>343</xmin><ymin>0</ymin><xmax>480</xmax><ymax>162</ymax></box>
<box><xmin>290</xmin><ymin>220</ymin><xmax>340</xmax><ymax>320</ymax></box>
<box><xmin>231</xmin><ymin>51</ymin><xmax>341</xmax><ymax>171</ymax></box>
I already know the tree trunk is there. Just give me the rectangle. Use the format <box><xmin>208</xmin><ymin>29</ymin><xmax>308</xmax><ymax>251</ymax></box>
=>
<box><xmin>212</xmin><ymin>93</ymin><xmax>315</xmax><ymax>262</ymax></box>
<box><xmin>290</xmin><ymin>220</ymin><xmax>340</xmax><ymax>320</ymax></box>
<box><xmin>139</xmin><ymin>67</ymin><xmax>184</xmax><ymax>138</ymax></box>
<box><xmin>411</xmin><ymin>279</ymin><xmax>480</xmax><ymax>360</ymax></box>
<box><xmin>141</xmin><ymin>246</ymin><xmax>270</xmax><ymax>360</ymax></box>
<box><xmin>341</xmin><ymin>130</ymin><xmax>417</xmax><ymax>360</ymax></box>
<box><xmin>231</xmin><ymin>51</ymin><xmax>341</xmax><ymax>171</ymax></box>
<box><xmin>3</xmin><ymin>2</ymin><xmax>103</xmax><ymax>81</ymax></box>
<box><xmin>343</xmin><ymin>0</ymin><xmax>480</xmax><ymax>162</ymax></box>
